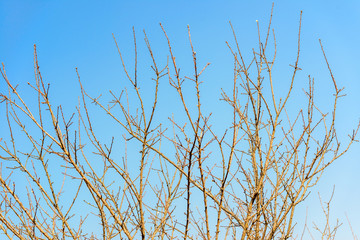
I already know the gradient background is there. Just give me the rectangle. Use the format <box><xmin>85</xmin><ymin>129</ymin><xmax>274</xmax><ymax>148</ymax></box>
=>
<box><xmin>1</xmin><ymin>0</ymin><xmax>359</xmax><ymax>238</ymax></box>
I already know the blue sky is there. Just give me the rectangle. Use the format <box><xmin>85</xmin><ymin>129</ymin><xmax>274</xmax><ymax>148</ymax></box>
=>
<box><xmin>1</xmin><ymin>0</ymin><xmax>359</xmax><ymax>238</ymax></box>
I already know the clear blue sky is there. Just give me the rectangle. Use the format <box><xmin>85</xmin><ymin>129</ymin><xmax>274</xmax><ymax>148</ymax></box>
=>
<box><xmin>1</xmin><ymin>0</ymin><xmax>359</xmax><ymax>238</ymax></box>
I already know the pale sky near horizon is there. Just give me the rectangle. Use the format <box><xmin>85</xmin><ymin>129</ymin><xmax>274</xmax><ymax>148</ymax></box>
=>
<box><xmin>1</xmin><ymin>1</ymin><xmax>359</xmax><ymax>239</ymax></box>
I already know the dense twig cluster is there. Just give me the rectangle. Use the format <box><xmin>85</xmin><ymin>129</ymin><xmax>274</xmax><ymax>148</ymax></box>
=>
<box><xmin>0</xmin><ymin>6</ymin><xmax>358</xmax><ymax>239</ymax></box>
